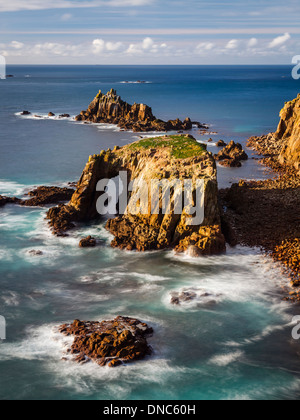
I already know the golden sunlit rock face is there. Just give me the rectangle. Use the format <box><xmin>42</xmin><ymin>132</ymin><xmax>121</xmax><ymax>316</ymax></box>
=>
<box><xmin>47</xmin><ymin>135</ymin><xmax>225</xmax><ymax>256</ymax></box>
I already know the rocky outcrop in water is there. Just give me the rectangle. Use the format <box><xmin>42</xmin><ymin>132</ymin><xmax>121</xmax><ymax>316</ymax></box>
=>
<box><xmin>0</xmin><ymin>186</ymin><xmax>74</xmax><ymax>209</ymax></box>
<box><xmin>214</xmin><ymin>141</ymin><xmax>248</xmax><ymax>167</ymax></box>
<box><xmin>22</xmin><ymin>186</ymin><xmax>75</xmax><ymax>207</ymax></box>
<box><xmin>170</xmin><ymin>288</ymin><xmax>222</xmax><ymax>306</ymax></box>
<box><xmin>75</xmin><ymin>89</ymin><xmax>206</xmax><ymax>132</ymax></box>
<box><xmin>79</xmin><ymin>236</ymin><xmax>96</xmax><ymax>248</ymax></box>
<box><xmin>0</xmin><ymin>196</ymin><xmax>22</xmax><ymax>207</ymax></box>
<box><xmin>59</xmin><ymin>317</ymin><xmax>153</xmax><ymax>367</ymax></box>
<box><xmin>47</xmin><ymin>135</ymin><xmax>226</xmax><ymax>256</ymax></box>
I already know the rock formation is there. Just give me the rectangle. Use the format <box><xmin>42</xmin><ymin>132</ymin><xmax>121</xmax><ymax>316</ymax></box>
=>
<box><xmin>170</xmin><ymin>288</ymin><xmax>221</xmax><ymax>306</ymax></box>
<box><xmin>22</xmin><ymin>186</ymin><xmax>75</xmax><ymax>207</ymax></box>
<box><xmin>0</xmin><ymin>186</ymin><xmax>74</xmax><ymax>208</ymax></box>
<box><xmin>75</xmin><ymin>89</ymin><xmax>206</xmax><ymax>132</ymax></box>
<box><xmin>59</xmin><ymin>316</ymin><xmax>153</xmax><ymax>367</ymax></box>
<box><xmin>248</xmin><ymin>94</ymin><xmax>300</xmax><ymax>171</ymax></box>
<box><xmin>47</xmin><ymin>135</ymin><xmax>226</xmax><ymax>256</ymax></box>
<box><xmin>216</xmin><ymin>140</ymin><xmax>227</xmax><ymax>147</ymax></box>
<box><xmin>79</xmin><ymin>236</ymin><xmax>96</xmax><ymax>248</ymax></box>
<box><xmin>0</xmin><ymin>196</ymin><xmax>22</xmax><ymax>207</ymax></box>
<box><xmin>214</xmin><ymin>141</ymin><xmax>248</xmax><ymax>167</ymax></box>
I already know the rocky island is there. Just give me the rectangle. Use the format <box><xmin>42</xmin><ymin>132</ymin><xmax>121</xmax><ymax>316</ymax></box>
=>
<box><xmin>75</xmin><ymin>89</ymin><xmax>207</xmax><ymax>132</ymax></box>
<box><xmin>47</xmin><ymin>134</ymin><xmax>226</xmax><ymax>256</ymax></box>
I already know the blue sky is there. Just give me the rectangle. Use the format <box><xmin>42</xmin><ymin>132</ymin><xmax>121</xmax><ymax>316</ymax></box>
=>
<box><xmin>0</xmin><ymin>0</ymin><xmax>299</xmax><ymax>64</ymax></box>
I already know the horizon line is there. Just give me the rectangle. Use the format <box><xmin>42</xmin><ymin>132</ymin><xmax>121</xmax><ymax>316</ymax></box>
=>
<box><xmin>6</xmin><ymin>63</ymin><xmax>294</xmax><ymax>66</ymax></box>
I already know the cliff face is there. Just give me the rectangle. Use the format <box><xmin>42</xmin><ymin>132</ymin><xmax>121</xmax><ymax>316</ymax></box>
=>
<box><xmin>276</xmin><ymin>94</ymin><xmax>300</xmax><ymax>170</ymax></box>
<box><xmin>248</xmin><ymin>94</ymin><xmax>300</xmax><ymax>171</ymax></box>
<box><xmin>47</xmin><ymin>135</ymin><xmax>225</xmax><ymax>256</ymax></box>
<box><xmin>75</xmin><ymin>89</ymin><xmax>203</xmax><ymax>132</ymax></box>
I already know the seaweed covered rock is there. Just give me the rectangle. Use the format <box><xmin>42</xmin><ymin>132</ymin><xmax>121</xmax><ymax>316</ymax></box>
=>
<box><xmin>59</xmin><ymin>317</ymin><xmax>153</xmax><ymax>367</ymax></box>
<box><xmin>75</xmin><ymin>89</ymin><xmax>205</xmax><ymax>132</ymax></box>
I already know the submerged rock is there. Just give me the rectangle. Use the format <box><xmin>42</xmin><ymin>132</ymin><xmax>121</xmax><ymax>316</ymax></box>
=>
<box><xmin>59</xmin><ymin>316</ymin><xmax>153</xmax><ymax>367</ymax></box>
<box><xmin>79</xmin><ymin>236</ymin><xmax>96</xmax><ymax>248</ymax></box>
<box><xmin>75</xmin><ymin>89</ymin><xmax>206</xmax><ymax>132</ymax></box>
<box><xmin>28</xmin><ymin>250</ymin><xmax>43</xmax><ymax>256</ymax></box>
<box><xmin>170</xmin><ymin>288</ymin><xmax>222</xmax><ymax>306</ymax></box>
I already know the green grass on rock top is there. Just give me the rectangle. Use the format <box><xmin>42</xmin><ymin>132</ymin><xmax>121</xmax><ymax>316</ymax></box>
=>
<box><xmin>129</xmin><ymin>135</ymin><xmax>207</xmax><ymax>159</ymax></box>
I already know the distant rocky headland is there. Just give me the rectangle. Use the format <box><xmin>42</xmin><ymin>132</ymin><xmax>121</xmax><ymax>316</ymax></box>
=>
<box><xmin>75</xmin><ymin>89</ymin><xmax>207</xmax><ymax>132</ymax></box>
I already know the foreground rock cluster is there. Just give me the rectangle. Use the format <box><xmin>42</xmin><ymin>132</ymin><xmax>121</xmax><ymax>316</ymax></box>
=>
<box><xmin>75</xmin><ymin>89</ymin><xmax>206</xmax><ymax>132</ymax></box>
<box><xmin>47</xmin><ymin>135</ymin><xmax>226</xmax><ymax>256</ymax></box>
<box><xmin>59</xmin><ymin>317</ymin><xmax>153</xmax><ymax>367</ymax></box>
<box><xmin>220</xmin><ymin>93</ymin><xmax>300</xmax><ymax>301</ymax></box>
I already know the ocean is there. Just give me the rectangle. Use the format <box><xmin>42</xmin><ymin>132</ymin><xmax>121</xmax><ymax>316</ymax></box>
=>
<box><xmin>0</xmin><ymin>65</ymin><xmax>300</xmax><ymax>400</ymax></box>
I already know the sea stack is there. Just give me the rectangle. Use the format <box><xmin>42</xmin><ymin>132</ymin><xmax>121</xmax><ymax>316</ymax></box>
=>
<box><xmin>47</xmin><ymin>135</ymin><xmax>226</xmax><ymax>256</ymax></box>
<box><xmin>75</xmin><ymin>89</ymin><xmax>204</xmax><ymax>132</ymax></box>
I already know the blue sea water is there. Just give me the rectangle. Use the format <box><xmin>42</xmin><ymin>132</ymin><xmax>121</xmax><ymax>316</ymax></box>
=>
<box><xmin>0</xmin><ymin>65</ymin><xmax>300</xmax><ymax>400</ymax></box>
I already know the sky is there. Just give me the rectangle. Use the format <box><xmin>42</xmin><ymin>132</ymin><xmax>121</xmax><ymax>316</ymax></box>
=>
<box><xmin>0</xmin><ymin>0</ymin><xmax>299</xmax><ymax>64</ymax></box>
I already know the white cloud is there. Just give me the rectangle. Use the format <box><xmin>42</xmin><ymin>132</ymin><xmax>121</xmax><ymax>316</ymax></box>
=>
<box><xmin>0</xmin><ymin>0</ymin><xmax>151</xmax><ymax>13</ymax></box>
<box><xmin>196</xmin><ymin>42</ymin><xmax>215</xmax><ymax>52</ymax></box>
<box><xmin>125</xmin><ymin>38</ymin><xmax>166</xmax><ymax>55</ymax></box>
<box><xmin>269</xmin><ymin>32</ymin><xmax>291</xmax><ymax>48</ymax></box>
<box><xmin>126</xmin><ymin>43</ymin><xmax>143</xmax><ymax>55</ymax></box>
<box><xmin>142</xmin><ymin>37</ymin><xmax>154</xmax><ymax>50</ymax></box>
<box><xmin>92</xmin><ymin>39</ymin><xmax>125</xmax><ymax>54</ymax></box>
<box><xmin>11</xmin><ymin>41</ymin><xmax>24</xmax><ymax>49</ymax></box>
<box><xmin>248</xmin><ymin>38</ymin><xmax>258</xmax><ymax>48</ymax></box>
<box><xmin>92</xmin><ymin>39</ymin><xmax>105</xmax><ymax>53</ymax></box>
<box><xmin>225</xmin><ymin>39</ymin><xmax>239</xmax><ymax>49</ymax></box>
<box><xmin>32</xmin><ymin>42</ymin><xmax>85</xmax><ymax>56</ymax></box>
<box><xmin>106</xmin><ymin>41</ymin><xmax>123</xmax><ymax>51</ymax></box>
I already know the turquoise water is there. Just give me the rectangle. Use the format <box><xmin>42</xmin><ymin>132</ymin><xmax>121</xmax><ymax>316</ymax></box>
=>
<box><xmin>0</xmin><ymin>66</ymin><xmax>300</xmax><ymax>400</ymax></box>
